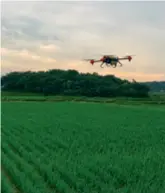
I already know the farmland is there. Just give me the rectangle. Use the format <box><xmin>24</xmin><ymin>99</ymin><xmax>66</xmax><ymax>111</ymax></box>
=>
<box><xmin>1</xmin><ymin>91</ymin><xmax>165</xmax><ymax>105</ymax></box>
<box><xmin>1</xmin><ymin>101</ymin><xmax>165</xmax><ymax>193</ymax></box>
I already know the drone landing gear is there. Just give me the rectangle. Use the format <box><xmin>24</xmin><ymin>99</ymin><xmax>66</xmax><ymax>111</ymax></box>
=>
<box><xmin>103</xmin><ymin>63</ymin><xmax>116</xmax><ymax>68</ymax></box>
<box><xmin>100</xmin><ymin>62</ymin><xmax>122</xmax><ymax>68</ymax></box>
<box><xmin>118</xmin><ymin>61</ymin><xmax>122</xmax><ymax>67</ymax></box>
<box><xmin>100</xmin><ymin>62</ymin><xmax>104</xmax><ymax>68</ymax></box>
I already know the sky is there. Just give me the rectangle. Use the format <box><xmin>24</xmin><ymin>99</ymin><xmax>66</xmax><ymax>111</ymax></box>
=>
<box><xmin>1</xmin><ymin>1</ymin><xmax>165</xmax><ymax>82</ymax></box>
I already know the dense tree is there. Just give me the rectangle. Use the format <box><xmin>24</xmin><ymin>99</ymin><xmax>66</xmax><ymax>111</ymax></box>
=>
<box><xmin>1</xmin><ymin>69</ymin><xmax>150</xmax><ymax>97</ymax></box>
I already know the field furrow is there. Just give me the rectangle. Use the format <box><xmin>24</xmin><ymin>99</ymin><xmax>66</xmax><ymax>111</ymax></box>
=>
<box><xmin>1</xmin><ymin>166</ymin><xmax>19</xmax><ymax>193</ymax></box>
<box><xmin>2</xmin><ymin>142</ymin><xmax>51</xmax><ymax>193</ymax></box>
<box><xmin>2</xmin><ymin>128</ymin><xmax>78</xmax><ymax>193</ymax></box>
<box><xmin>2</xmin><ymin>102</ymin><xmax>165</xmax><ymax>193</ymax></box>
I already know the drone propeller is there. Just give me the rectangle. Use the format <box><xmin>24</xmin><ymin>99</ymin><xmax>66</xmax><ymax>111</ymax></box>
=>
<box><xmin>100</xmin><ymin>54</ymin><xmax>116</xmax><ymax>57</ymax></box>
<box><xmin>128</xmin><ymin>55</ymin><xmax>135</xmax><ymax>57</ymax></box>
<box><xmin>83</xmin><ymin>59</ymin><xmax>95</xmax><ymax>65</ymax></box>
<box><xmin>83</xmin><ymin>58</ymin><xmax>94</xmax><ymax>61</ymax></box>
<box><xmin>124</xmin><ymin>53</ymin><xmax>136</xmax><ymax>57</ymax></box>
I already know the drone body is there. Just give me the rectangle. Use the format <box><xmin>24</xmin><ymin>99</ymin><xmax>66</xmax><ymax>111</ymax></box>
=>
<box><xmin>84</xmin><ymin>54</ymin><xmax>134</xmax><ymax>68</ymax></box>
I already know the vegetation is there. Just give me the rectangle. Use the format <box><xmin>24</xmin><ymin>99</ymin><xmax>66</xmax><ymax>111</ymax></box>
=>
<box><xmin>1</xmin><ymin>69</ymin><xmax>164</xmax><ymax>192</ymax></box>
<box><xmin>142</xmin><ymin>81</ymin><xmax>165</xmax><ymax>92</ymax></box>
<box><xmin>1</xmin><ymin>102</ymin><xmax>165</xmax><ymax>193</ymax></box>
<box><xmin>1</xmin><ymin>69</ymin><xmax>150</xmax><ymax>98</ymax></box>
<box><xmin>1</xmin><ymin>90</ymin><xmax>165</xmax><ymax>105</ymax></box>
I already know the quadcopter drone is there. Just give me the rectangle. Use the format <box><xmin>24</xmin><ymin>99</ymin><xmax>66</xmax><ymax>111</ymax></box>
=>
<box><xmin>84</xmin><ymin>54</ymin><xmax>135</xmax><ymax>68</ymax></box>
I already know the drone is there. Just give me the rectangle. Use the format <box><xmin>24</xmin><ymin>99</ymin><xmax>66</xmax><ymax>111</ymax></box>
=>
<box><xmin>84</xmin><ymin>54</ymin><xmax>135</xmax><ymax>68</ymax></box>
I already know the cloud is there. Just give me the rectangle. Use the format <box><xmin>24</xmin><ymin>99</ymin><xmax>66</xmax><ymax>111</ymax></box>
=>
<box><xmin>39</xmin><ymin>44</ymin><xmax>61</xmax><ymax>53</ymax></box>
<box><xmin>1</xmin><ymin>1</ymin><xmax>165</xmax><ymax>81</ymax></box>
<box><xmin>1</xmin><ymin>47</ymin><xmax>56</xmax><ymax>62</ymax></box>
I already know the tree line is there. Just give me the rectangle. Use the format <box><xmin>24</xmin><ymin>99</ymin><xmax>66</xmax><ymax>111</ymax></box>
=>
<box><xmin>142</xmin><ymin>81</ymin><xmax>165</xmax><ymax>93</ymax></box>
<box><xmin>1</xmin><ymin>69</ymin><xmax>150</xmax><ymax>97</ymax></box>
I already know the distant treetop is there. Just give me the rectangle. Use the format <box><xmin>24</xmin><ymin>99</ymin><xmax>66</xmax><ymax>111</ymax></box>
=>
<box><xmin>1</xmin><ymin>69</ymin><xmax>150</xmax><ymax>97</ymax></box>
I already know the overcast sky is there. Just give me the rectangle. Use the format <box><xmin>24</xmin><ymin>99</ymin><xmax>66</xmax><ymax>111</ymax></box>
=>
<box><xmin>1</xmin><ymin>1</ymin><xmax>165</xmax><ymax>81</ymax></box>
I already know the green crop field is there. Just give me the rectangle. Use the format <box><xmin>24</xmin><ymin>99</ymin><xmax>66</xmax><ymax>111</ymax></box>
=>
<box><xmin>1</xmin><ymin>102</ymin><xmax>165</xmax><ymax>193</ymax></box>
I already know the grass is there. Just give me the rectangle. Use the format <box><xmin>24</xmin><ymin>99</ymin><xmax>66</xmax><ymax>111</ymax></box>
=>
<box><xmin>1</xmin><ymin>101</ymin><xmax>165</xmax><ymax>193</ymax></box>
<box><xmin>1</xmin><ymin>91</ymin><xmax>42</xmax><ymax>96</ymax></box>
<box><xmin>1</xmin><ymin>91</ymin><xmax>165</xmax><ymax>105</ymax></box>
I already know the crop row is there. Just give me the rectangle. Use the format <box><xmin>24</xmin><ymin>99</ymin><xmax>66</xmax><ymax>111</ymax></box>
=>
<box><xmin>2</xmin><ymin>102</ymin><xmax>165</xmax><ymax>193</ymax></box>
<box><xmin>2</xmin><ymin>127</ymin><xmax>115</xmax><ymax>193</ymax></box>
